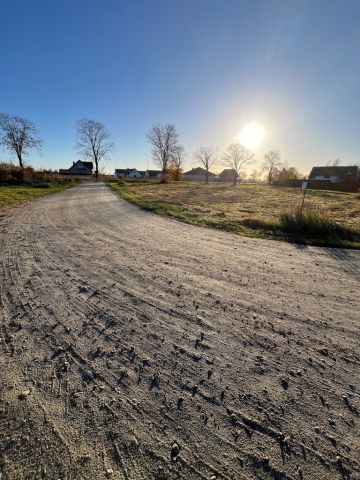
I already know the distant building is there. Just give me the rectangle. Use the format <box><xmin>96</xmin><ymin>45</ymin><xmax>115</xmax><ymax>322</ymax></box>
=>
<box><xmin>183</xmin><ymin>167</ymin><xmax>216</xmax><ymax>181</ymax></box>
<box><xmin>308</xmin><ymin>166</ymin><xmax>358</xmax><ymax>183</ymax></box>
<box><xmin>217</xmin><ymin>168</ymin><xmax>239</xmax><ymax>182</ymax></box>
<box><xmin>114</xmin><ymin>168</ymin><xmax>162</xmax><ymax>179</ymax></box>
<box><xmin>61</xmin><ymin>160</ymin><xmax>93</xmax><ymax>175</ymax></box>
<box><xmin>115</xmin><ymin>168</ymin><xmax>143</xmax><ymax>178</ymax></box>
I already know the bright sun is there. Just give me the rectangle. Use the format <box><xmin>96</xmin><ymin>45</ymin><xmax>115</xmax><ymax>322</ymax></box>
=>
<box><xmin>239</xmin><ymin>123</ymin><xmax>265</xmax><ymax>150</ymax></box>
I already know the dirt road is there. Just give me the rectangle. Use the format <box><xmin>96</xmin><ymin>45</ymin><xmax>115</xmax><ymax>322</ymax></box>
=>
<box><xmin>1</xmin><ymin>182</ymin><xmax>359</xmax><ymax>480</ymax></box>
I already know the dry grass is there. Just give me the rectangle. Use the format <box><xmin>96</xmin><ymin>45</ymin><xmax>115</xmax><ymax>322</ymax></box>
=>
<box><xmin>109</xmin><ymin>181</ymin><xmax>360</xmax><ymax>248</ymax></box>
<box><xmin>113</xmin><ymin>182</ymin><xmax>360</xmax><ymax>227</ymax></box>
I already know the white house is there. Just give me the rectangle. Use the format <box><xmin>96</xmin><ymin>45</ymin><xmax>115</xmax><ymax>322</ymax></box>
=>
<box><xmin>115</xmin><ymin>168</ymin><xmax>144</xmax><ymax>178</ymax></box>
<box><xmin>114</xmin><ymin>169</ymin><xmax>162</xmax><ymax>179</ymax></box>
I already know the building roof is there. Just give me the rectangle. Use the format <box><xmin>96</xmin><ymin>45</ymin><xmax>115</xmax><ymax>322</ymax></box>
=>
<box><xmin>183</xmin><ymin>167</ymin><xmax>215</xmax><ymax>177</ymax></box>
<box><xmin>309</xmin><ymin>166</ymin><xmax>358</xmax><ymax>179</ymax></box>
<box><xmin>68</xmin><ymin>160</ymin><xmax>93</xmax><ymax>173</ymax></box>
<box><xmin>218</xmin><ymin>168</ymin><xmax>238</xmax><ymax>178</ymax></box>
<box><xmin>80</xmin><ymin>161</ymin><xmax>93</xmax><ymax>170</ymax></box>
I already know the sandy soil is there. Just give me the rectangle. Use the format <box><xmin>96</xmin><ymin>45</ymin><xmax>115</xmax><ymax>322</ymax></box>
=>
<box><xmin>0</xmin><ymin>181</ymin><xmax>359</xmax><ymax>480</ymax></box>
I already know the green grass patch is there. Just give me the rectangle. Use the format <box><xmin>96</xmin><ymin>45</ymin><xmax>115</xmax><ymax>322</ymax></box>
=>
<box><xmin>108</xmin><ymin>182</ymin><xmax>360</xmax><ymax>249</ymax></box>
<box><xmin>0</xmin><ymin>181</ymin><xmax>79</xmax><ymax>208</ymax></box>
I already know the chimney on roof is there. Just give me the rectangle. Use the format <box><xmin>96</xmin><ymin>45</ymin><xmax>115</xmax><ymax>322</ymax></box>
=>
<box><xmin>73</xmin><ymin>161</ymin><xmax>75</xmax><ymax>165</ymax></box>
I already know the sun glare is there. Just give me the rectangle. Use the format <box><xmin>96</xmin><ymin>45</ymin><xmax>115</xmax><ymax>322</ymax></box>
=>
<box><xmin>239</xmin><ymin>123</ymin><xmax>265</xmax><ymax>150</ymax></box>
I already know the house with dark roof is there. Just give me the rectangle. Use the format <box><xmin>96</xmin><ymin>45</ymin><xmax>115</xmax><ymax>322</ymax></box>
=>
<box><xmin>308</xmin><ymin>166</ymin><xmax>358</xmax><ymax>183</ymax></box>
<box><xmin>183</xmin><ymin>167</ymin><xmax>216</xmax><ymax>181</ymax></box>
<box><xmin>67</xmin><ymin>160</ymin><xmax>93</xmax><ymax>175</ymax></box>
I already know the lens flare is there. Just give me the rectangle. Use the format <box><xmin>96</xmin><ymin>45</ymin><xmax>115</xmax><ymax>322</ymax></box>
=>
<box><xmin>239</xmin><ymin>123</ymin><xmax>265</xmax><ymax>150</ymax></box>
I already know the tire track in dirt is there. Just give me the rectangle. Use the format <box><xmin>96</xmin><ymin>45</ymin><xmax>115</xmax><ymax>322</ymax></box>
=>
<box><xmin>0</xmin><ymin>182</ymin><xmax>359</xmax><ymax>479</ymax></box>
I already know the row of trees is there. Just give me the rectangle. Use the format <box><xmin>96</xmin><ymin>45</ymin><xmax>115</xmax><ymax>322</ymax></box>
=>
<box><xmin>147</xmin><ymin>124</ymin><xmax>303</xmax><ymax>185</ymax></box>
<box><xmin>147</xmin><ymin>124</ymin><xmax>256</xmax><ymax>185</ymax></box>
<box><xmin>0</xmin><ymin>114</ymin><xmax>113</xmax><ymax>179</ymax></box>
<box><xmin>0</xmin><ymin>113</ymin><xmax>302</xmax><ymax>184</ymax></box>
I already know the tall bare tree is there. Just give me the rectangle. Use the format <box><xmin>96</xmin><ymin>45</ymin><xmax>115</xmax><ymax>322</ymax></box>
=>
<box><xmin>223</xmin><ymin>143</ymin><xmax>255</xmax><ymax>186</ymax></box>
<box><xmin>74</xmin><ymin>119</ymin><xmax>114</xmax><ymax>179</ymax></box>
<box><xmin>263</xmin><ymin>150</ymin><xmax>282</xmax><ymax>185</ymax></box>
<box><xmin>170</xmin><ymin>145</ymin><xmax>185</xmax><ymax>181</ymax></box>
<box><xmin>147</xmin><ymin>124</ymin><xmax>180</xmax><ymax>182</ymax></box>
<box><xmin>0</xmin><ymin>113</ymin><xmax>42</xmax><ymax>168</ymax></box>
<box><xmin>195</xmin><ymin>146</ymin><xmax>218</xmax><ymax>184</ymax></box>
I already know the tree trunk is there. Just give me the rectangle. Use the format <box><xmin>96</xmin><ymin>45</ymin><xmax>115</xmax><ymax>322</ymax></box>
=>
<box><xmin>205</xmin><ymin>170</ymin><xmax>209</xmax><ymax>184</ymax></box>
<box><xmin>17</xmin><ymin>152</ymin><xmax>23</xmax><ymax>168</ymax></box>
<box><xmin>95</xmin><ymin>158</ymin><xmax>99</xmax><ymax>179</ymax></box>
<box><xmin>233</xmin><ymin>173</ymin><xmax>238</xmax><ymax>186</ymax></box>
<box><xmin>161</xmin><ymin>169</ymin><xmax>167</xmax><ymax>183</ymax></box>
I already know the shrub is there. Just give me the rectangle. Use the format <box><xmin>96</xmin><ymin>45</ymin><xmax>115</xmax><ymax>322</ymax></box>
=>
<box><xmin>0</xmin><ymin>162</ymin><xmax>74</xmax><ymax>186</ymax></box>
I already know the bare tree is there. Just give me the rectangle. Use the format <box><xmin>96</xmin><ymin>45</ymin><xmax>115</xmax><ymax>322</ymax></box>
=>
<box><xmin>0</xmin><ymin>113</ymin><xmax>42</xmax><ymax>168</ymax></box>
<box><xmin>170</xmin><ymin>145</ymin><xmax>185</xmax><ymax>181</ymax></box>
<box><xmin>262</xmin><ymin>150</ymin><xmax>282</xmax><ymax>185</ymax></box>
<box><xmin>327</xmin><ymin>158</ymin><xmax>341</xmax><ymax>166</ymax></box>
<box><xmin>249</xmin><ymin>168</ymin><xmax>259</xmax><ymax>183</ymax></box>
<box><xmin>147</xmin><ymin>123</ymin><xmax>180</xmax><ymax>182</ymax></box>
<box><xmin>223</xmin><ymin>143</ymin><xmax>255</xmax><ymax>186</ymax></box>
<box><xmin>195</xmin><ymin>146</ymin><xmax>218</xmax><ymax>184</ymax></box>
<box><xmin>74</xmin><ymin>119</ymin><xmax>114</xmax><ymax>179</ymax></box>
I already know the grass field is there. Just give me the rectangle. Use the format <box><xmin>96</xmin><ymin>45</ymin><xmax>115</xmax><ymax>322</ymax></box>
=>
<box><xmin>109</xmin><ymin>181</ymin><xmax>360</xmax><ymax>248</ymax></box>
<box><xmin>0</xmin><ymin>181</ymin><xmax>79</xmax><ymax>208</ymax></box>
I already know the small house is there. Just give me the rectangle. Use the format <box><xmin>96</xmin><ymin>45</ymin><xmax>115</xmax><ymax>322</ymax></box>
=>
<box><xmin>183</xmin><ymin>167</ymin><xmax>216</xmax><ymax>181</ymax></box>
<box><xmin>115</xmin><ymin>168</ymin><xmax>143</xmax><ymax>178</ymax></box>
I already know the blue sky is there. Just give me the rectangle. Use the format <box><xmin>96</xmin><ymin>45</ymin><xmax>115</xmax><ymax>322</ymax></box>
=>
<box><xmin>0</xmin><ymin>0</ymin><xmax>359</xmax><ymax>174</ymax></box>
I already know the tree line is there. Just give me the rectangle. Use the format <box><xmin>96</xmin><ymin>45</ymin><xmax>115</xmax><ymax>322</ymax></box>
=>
<box><xmin>147</xmin><ymin>123</ymin><xmax>303</xmax><ymax>185</ymax></box>
<box><xmin>0</xmin><ymin>114</ymin><xmax>113</xmax><ymax>179</ymax></box>
<box><xmin>0</xmin><ymin>113</ymin><xmax>303</xmax><ymax>183</ymax></box>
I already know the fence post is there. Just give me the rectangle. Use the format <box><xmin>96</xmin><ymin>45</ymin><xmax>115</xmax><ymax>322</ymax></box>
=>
<box><xmin>299</xmin><ymin>181</ymin><xmax>308</xmax><ymax>220</ymax></box>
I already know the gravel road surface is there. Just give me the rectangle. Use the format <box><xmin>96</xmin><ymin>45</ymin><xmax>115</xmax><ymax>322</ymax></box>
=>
<box><xmin>1</xmin><ymin>181</ymin><xmax>359</xmax><ymax>479</ymax></box>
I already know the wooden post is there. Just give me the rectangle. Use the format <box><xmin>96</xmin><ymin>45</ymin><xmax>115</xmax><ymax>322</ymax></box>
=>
<box><xmin>299</xmin><ymin>181</ymin><xmax>308</xmax><ymax>220</ymax></box>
